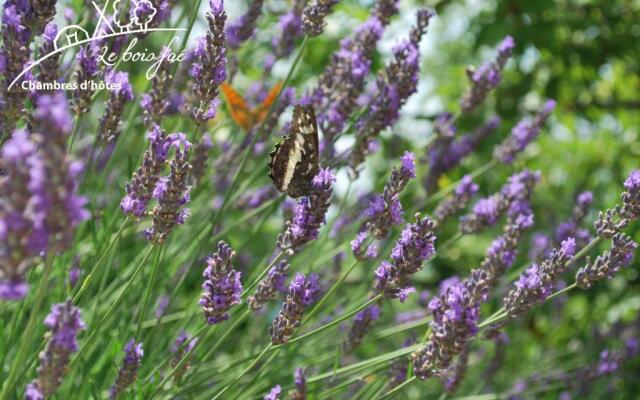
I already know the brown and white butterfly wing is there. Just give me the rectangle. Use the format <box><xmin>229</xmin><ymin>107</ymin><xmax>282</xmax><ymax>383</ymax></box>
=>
<box><xmin>269</xmin><ymin>105</ymin><xmax>319</xmax><ymax>198</ymax></box>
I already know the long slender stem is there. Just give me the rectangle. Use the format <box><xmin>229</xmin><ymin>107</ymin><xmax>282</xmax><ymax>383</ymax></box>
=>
<box><xmin>303</xmin><ymin>258</ymin><xmax>359</xmax><ymax>323</ymax></box>
<box><xmin>0</xmin><ymin>257</ymin><xmax>53</xmax><ymax>400</ymax></box>
<box><xmin>211</xmin><ymin>344</ymin><xmax>274</xmax><ymax>400</ymax></box>
<box><xmin>135</xmin><ymin>246</ymin><xmax>163</xmax><ymax>338</ymax></box>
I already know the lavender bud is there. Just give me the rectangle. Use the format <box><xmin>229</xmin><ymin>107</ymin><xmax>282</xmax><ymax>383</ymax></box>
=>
<box><xmin>344</xmin><ymin>304</ymin><xmax>381</xmax><ymax>352</ymax></box>
<box><xmin>200</xmin><ymin>241</ymin><xmax>243</xmax><ymax>324</ymax></box>
<box><xmin>493</xmin><ymin>100</ymin><xmax>556</xmax><ymax>164</ymax></box>
<box><xmin>28</xmin><ymin>0</ymin><xmax>58</xmax><ymax>33</ymax></box>
<box><xmin>26</xmin><ymin>300</ymin><xmax>86</xmax><ymax>398</ymax></box>
<box><xmin>189</xmin><ymin>0</ymin><xmax>227</xmax><ymax>123</ymax></box>
<box><xmin>72</xmin><ymin>44</ymin><xmax>99</xmax><ymax>114</ymax></box>
<box><xmin>277</xmin><ymin>168</ymin><xmax>335</xmax><ymax>254</ymax></box>
<box><xmin>576</xmin><ymin>233</ymin><xmax>637</xmax><ymax>289</ymax></box>
<box><xmin>248</xmin><ymin>260</ymin><xmax>289</xmax><ymax>311</ymax></box>
<box><xmin>189</xmin><ymin>134</ymin><xmax>213</xmax><ymax>185</ymax></box>
<box><xmin>504</xmin><ymin>238</ymin><xmax>576</xmax><ymax>318</ymax></box>
<box><xmin>375</xmin><ymin>213</ymin><xmax>436</xmax><ymax>301</ymax></box>
<box><xmin>121</xmin><ymin>125</ymin><xmax>175</xmax><ymax>218</ymax></box>
<box><xmin>302</xmin><ymin>0</ymin><xmax>339</xmax><ymax>37</ymax></box>
<box><xmin>109</xmin><ymin>339</ymin><xmax>144</xmax><ymax>399</ymax></box>
<box><xmin>365</xmin><ymin>152</ymin><xmax>416</xmax><ymax>239</ymax></box>
<box><xmin>351</xmin><ymin>231</ymin><xmax>378</xmax><ymax>261</ymax></box>
<box><xmin>460</xmin><ymin>36</ymin><xmax>515</xmax><ymax>113</ymax></box>
<box><xmin>434</xmin><ymin>175</ymin><xmax>479</xmax><ymax>224</ymax></box>
<box><xmin>620</xmin><ymin>170</ymin><xmax>640</xmax><ymax>222</ymax></box>
<box><xmin>270</xmin><ymin>273</ymin><xmax>320</xmax><ymax>344</ymax></box>
<box><xmin>170</xmin><ymin>330</ymin><xmax>198</xmax><ymax>382</ymax></box>
<box><xmin>36</xmin><ymin>23</ymin><xmax>61</xmax><ymax>93</ymax></box>
<box><xmin>144</xmin><ymin>135</ymin><xmax>192</xmax><ymax>244</ymax></box>
<box><xmin>155</xmin><ymin>295</ymin><xmax>170</xmax><ymax>318</ymax></box>
<box><xmin>140</xmin><ymin>47</ymin><xmax>174</xmax><ymax>128</ymax></box>
<box><xmin>226</xmin><ymin>0</ymin><xmax>264</xmax><ymax>49</ymax></box>
<box><xmin>290</xmin><ymin>367</ymin><xmax>307</xmax><ymax>400</ymax></box>
<box><xmin>98</xmin><ymin>70</ymin><xmax>134</xmax><ymax>145</ymax></box>
<box><xmin>264</xmin><ymin>384</ymin><xmax>282</xmax><ymax>400</ymax></box>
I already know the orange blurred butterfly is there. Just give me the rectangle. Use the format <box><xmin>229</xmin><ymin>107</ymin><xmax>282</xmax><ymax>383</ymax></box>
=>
<box><xmin>220</xmin><ymin>82</ymin><xmax>282</xmax><ymax>132</ymax></box>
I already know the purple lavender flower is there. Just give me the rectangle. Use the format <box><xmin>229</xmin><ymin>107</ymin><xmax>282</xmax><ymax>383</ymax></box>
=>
<box><xmin>413</xmin><ymin>274</ymin><xmax>485</xmax><ymax>379</ymax></box>
<box><xmin>190</xmin><ymin>134</ymin><xmax>213</xmax><ymax>185</ymax></box>
<box><xmin>375</xmin><ymin>213</ymin><xmax>436</xmax><ymax>300</ymax></box>
<box><xmin>576</xmin><ymin>232</ymin><xmax>638</xmax><ymax>289</ymax></box>
<box><xmin>278</xmin><ymin>168</ymin><xmax>335</xmax><ymax>254</ymax></box>
<box><xmin>365</xmin><ymin>151</ymin><xmax>416</xmax><ymax>239</ymax></box>
<box><xmin>596</xmin><ymin>350</ymin><xmax>619</xmax><ymax>376</ymax></box>
<box><xmin>109</xmin><ymin>339</ymin><xmax>144</xmax><ymax>399</ymax></box>
<box><xmin>0</xmin><ymin>1</ymin><xmax>32</xmax><ymax>137</ymax></box>
<box><xmin>26</xmin><ymin>300</ymin><xmax>86</xmax><ymax>398</ymax></box>
<box><xmin>68</xmin><ymin>265</ymin><xmax>81</xmax><ymax>288</ymax></box>
<box><xmin>189</xmin><ymin>0</ymin><xmax>227</xmax><ymax>123</ymax></box>
<box><xmin>349</xmin><ymin>10</ymin><xmax>433</xmax><ymax>172</ymax></box>
<box><xmin>423</xmin><ymin>116</ymin><xmax>500</xmax><ymax>193</ymax></box>
<box><xmin>72</xmin><ymin>44</ymin><xmax>99</xmax><ymax>114</ymax></box>
<box><xmin>264</xmin><ymin>384</ymin><xmax>282</xmax><ymax>400</ymax></box>
<box><xmin>226</xmin><ymin>0</ymin><xmax>264</xmax><ymax>49</ymax></box>
<box><xmin>155</xmin><ymin>295</ymin><xmax>170</xmax><ymax>318</ymax></box>
<box><xmin>313</xmin><ymin>17</ymin><xmax>385</xmax><ymax>158</ymax></box>
<box><xmin>200</xmin><ymin>241</ymin><xmax>243</xmax><ymax>324</ymax></box>
<box><xmin>170</xmin><ymin>330</ymin><xmax>198</xmax><ymax>382</ymax></box>
<box><xmin>302</xmin><ymin>0</ymin><xmax>339</xmax><ymax>37</ymax></box>
<box><xmin>98</xmin><ymin>70</ymin><xmax>134</xmax><ymax>145</ymax></box>
<box><xmin>36</xmin><ymin>23</ymin><xmax>61</xmax><ymax>93</ymax></box>
<box><xmin>344</xmin><ymin>303</ymin><xmax>381</xmax><ymax>352</ymax></box>
<box><xmin>459</xmin><ymin>169</ymin><xmax>539</xmax><ymax>234</ymax></box>
<box><xmin>504</xmin><ymin>238</ymin><xmax>576</xmax><ymax>318</ymax></box>
<box><xmin>121</xmin><ymin>125</ymin><xmax>176</xmax><ymax>218</ymax></box>
<box><xmin>272</xmin><ymin>0</ymin><xmax>304</xmax><ymax>58</ymax></box>
<box><xmin>494</xmin><ymin>100</ymin><xmax>556</xmax><ymax>163</ymax></box>
<box><xmin>291</xmin><ymin>367</ymin><xmax>307</xmax><ymax>400</ymax></box>
<box><xmin>620</xmin><ymin>170</ymin><xmax>640</xmax><ymax>222</ymax></box>
<box><xmin>460</xmin><ymin>36</ymin><xmax>515</xmax><ymax>113</ymax></box>
<box><xmin>351</xmin><ymin>231</ymin><xmax>379</xmax><ymax>261</ymax></box>
<box><xmin>434</xmin><ymin>175</ymin><xmax>479</xmax><ymax>224</ymax></box>
<box><xmin>144</xmin><ymin>134</ymin><xmax>192</xmax><ymax>244</ymax></box>
<box><xmin>248</xmin><ymin>260</ymin><xmax>289</xmax><ymax>311</ymax></box>
<box><xmin>270</xmin><ymin>273</ymin><xmax>320</xmax><ymax>344</ymax></box>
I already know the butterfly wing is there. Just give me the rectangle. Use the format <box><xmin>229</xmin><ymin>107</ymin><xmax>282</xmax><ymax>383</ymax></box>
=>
<box><xmin>221</xmin><ymin>82</ymin><xmax>254</xmax><ymax>132</ymax></box>
<box><xmin>269</xmin><ymin>105</ymin><xmax>319</xmax><ymax>198</ymax></box>
<box><xmin>253</xmin><ymin>81</ymin><xmax>282</xmax><ymax>126</ymax></box>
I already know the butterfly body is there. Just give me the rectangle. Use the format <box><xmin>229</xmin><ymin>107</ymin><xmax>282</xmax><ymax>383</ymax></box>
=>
<box><xmin>269</xmin><ymin>105</ymin><xmax>320</xmax><ymax>198</ymax></box>
<box><xmin>221</xmin><ymin>82</ymin><xmax>281</xmax><ymax>132</ymax></box>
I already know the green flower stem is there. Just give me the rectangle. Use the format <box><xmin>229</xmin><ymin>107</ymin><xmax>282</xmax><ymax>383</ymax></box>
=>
<box><xmin>241</xmin><ymin>251</ymin><xmax>284</xmax><ymax>298</ymax></box>
<box><xmin>378</xmin><ymin>376</ymin><xmax>416</xmax><ymax>399</ymax></box>
<box><xmin>73</xmin><ymin>216</ymin><xmax>130</xmax><ymax>303</ymax></box>
<box><xmin>211</xmin><ymin>344</ymin><xmax>274</xmax><ymax>400</ymax></box>
<box><xmin>135</xmin><ymin>245</ymin><xmax>163</xmax><ymax>338</ymax></box>
<box><xmin>287</xmin><ymin>295</ymin><xmax>383</xmax><ymax>345</ymax></box>
<box><xmin>70</xmin><ymin>246</ymin><xmax>154</xmax><ymax>367</ymax></box>
<box><xmin>0</xmin><ymin>256</ymin><xmax>53</xmax><ymax>400</ymax></box>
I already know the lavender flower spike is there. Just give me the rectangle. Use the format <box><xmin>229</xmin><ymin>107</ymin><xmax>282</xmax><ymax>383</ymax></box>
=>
<box><xmin>494</xmin><ymin>100</ymin><xmax>556</xmax><ymax>164</ymax></box>
<box><xmin>302</xmin><ymin>0</ymin><xmax>340</xmax><ymax>37</ymax></box>
<box><xmin>109</xmin><ymin>340</ymin><xmax>144</xmax><ymax>399</ymax></box>
<box><xmin>248</xmin><ymin>260</ymin><xmax>289</xmax><ymax>311</ymax></box>
<box><xmin>504</xmin><ymin>238</ymin><xmax>576</xmax><ymax>318</ymax></box>
<box><xmin>365</xmin><ymin>151</ymin><xmax>416</xmax><ymax>239</ymax></box>
<box><xmin>189</xmin><ymin>0</ymin><xmax>227</xmax><ymax>123</ymax></box>
<box><xmin>26</xmin><ymin>300</ymin><xmax>86</xmax><ymax>399</ymax></box>
<box><xmin>277</xmin><ymin>168</ymin><xmax>335</xmax><ymax>254</ymax></box>
<box><xmin>144</xmin><ymin>134</ymin><xmax>192</xmax><ymax>244</ymax></box>
<box><xmin>272</xmin><ymin>0</ymin><xmax>304</xmax><ymax>58</ymax></box>
<box><xmin>434</xmin><ymin>175</ymin><xmax>479</xmax><ymax>224</ymax></box>
<box><xmin>121</xmin><ymin>125</ymin><xmax>175</xmax><ymax>218</ymax></box>
<box><xmin>226</xmin><ymin>0</ymin><xmax>264</xmax><ymax>49</ymax></box>
<box><xmin>376</xmin><ymin>213</ymin><xmax>436</xmax><ymax>301</ymax></box>
<box><xmin>200</xmin><ymin>241</ymin><xmax>243</xmax><ymax>324</ymax></box>
<box><xmin>576</xmin><ymin>233</ymin><xmax>637</xmax><ymax>289</ymax></box>
<box><xmin>270</xmin><ymin>273</ymin><xmax>320</xmax><ymax>344</ymax></box>
<box><xmin>98</xmin><ymin>70</ymin><xmax>134</xmax><ymax>145</ymax></box>
<box><xmin>460</xmin><ymin>36</ymin><xmax>515</xmax><ymax>113</ymax></box>
<box><xmin>170</xmin><ymin>330</ymin><xmax>198</xmax><ymax>382</ymax></box>
<box><xmin>349</xmin><ymin>10</ymin><xmax>434</xmax><ymax>173</ymax></box>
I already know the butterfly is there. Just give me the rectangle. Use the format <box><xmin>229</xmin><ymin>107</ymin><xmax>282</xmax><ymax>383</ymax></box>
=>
<box><xmin>220</xmin><ymin>82</ymin><xmax>282</xmax><ymax>132</ymax></box>
<box><xmin>269</xmin><ymin>105</ymin><xmax>320</xmax><ymax>198</ymax></box>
